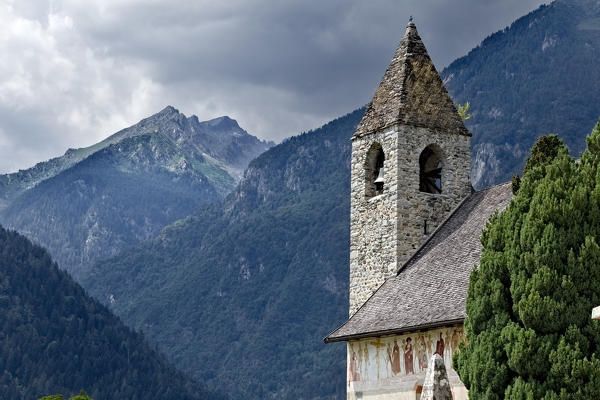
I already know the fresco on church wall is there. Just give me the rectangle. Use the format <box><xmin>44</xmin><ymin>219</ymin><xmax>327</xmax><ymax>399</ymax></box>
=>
<box><xmin>347</xmin><ymin>326</ymin><xmax>465</xmax><ymax>384</ymax></box>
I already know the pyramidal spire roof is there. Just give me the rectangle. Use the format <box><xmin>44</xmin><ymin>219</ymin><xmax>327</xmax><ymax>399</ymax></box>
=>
<box><xmin>354</xmin><ymin>20</ymin><xmax>470</xmax><ymax>138</ymax></box>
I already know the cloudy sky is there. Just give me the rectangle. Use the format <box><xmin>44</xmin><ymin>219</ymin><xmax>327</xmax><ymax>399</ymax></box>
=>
<box><xmin>0</xmin><ymin>0</ymin><xmax>547</xmax><ymax>173</ymax></box>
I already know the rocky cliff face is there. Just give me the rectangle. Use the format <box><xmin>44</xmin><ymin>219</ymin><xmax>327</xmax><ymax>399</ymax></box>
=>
<box><xmin>224</xmin><ymin>133</ymin><xmax>332</xmax><ymax>216</ymax></box>
<box><xmin>0</xmin><ymin>106</ymin><xmax>271</xmax><ymax>278</ymax></box>
<box><xmin>100</xmin><ymin>106</ymin><xmax>274</xmax><ymax>185</ymax></box>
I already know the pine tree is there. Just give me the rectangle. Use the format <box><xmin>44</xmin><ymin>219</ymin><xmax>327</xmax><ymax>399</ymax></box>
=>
<box><xmin>454</xmin><ymin>126</ymin><xmax>600</xmax><ymax>399</ymax></box>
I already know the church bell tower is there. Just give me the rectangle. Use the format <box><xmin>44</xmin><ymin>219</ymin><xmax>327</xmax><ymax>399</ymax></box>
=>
<box><xmin>349</xmin><ymin>19</ymin><xmax>472</xmax><ymax>315</ymax></box>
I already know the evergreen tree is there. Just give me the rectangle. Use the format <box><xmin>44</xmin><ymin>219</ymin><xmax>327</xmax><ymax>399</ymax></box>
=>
<box><xmin>454</xmin><ymin>126</ymin><xmax>600</xmax><ymax>399</ymax></box>
<box><xmin>37</xmin><ymin>392</ymin><xmax>92</xmax><ymax>400</ymax></box>
<box><xmin>512</xmin><ymin>134</ymin><xmax>564</xmax><ymax>195</ymax></box>
<box><xmin>67</xmin><ymin>390</ymin><xmax>93</xmax><ymax>400</ymax></box>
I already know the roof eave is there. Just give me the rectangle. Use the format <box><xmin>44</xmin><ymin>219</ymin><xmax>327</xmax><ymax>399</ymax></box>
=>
<box><xmin>324</xmin><ymin>318</ymin><xmax>465</xmax><ymax>344</ymax></box>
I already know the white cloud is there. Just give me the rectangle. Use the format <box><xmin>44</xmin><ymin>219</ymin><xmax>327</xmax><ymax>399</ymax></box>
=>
<box><xmin>0</xmin><ymin>1</ymin><xmax>167</xmax><ymax>172</ymax></box>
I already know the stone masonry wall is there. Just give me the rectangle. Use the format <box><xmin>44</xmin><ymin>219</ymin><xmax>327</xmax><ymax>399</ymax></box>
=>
<box><xmin>349</xmin><ymin>124</ymin><xmax>471</xmax><ymax>315</ymax></box>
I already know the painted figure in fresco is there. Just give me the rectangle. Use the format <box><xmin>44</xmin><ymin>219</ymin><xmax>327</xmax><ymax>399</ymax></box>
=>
<box><xmin>349</xmin><ymin>348</ymin><xmax>361</xmax><ymax>382</ymax></box>
<box><xmin>369</xmin><ymin>339</ymin><xmax>387</xmax><ymax>362</ymax></box>
<box><xmin>435</xmin><ymin>332</ymin><xmax>445</xmax><ymax>359</ymax></box>
<box><xmin>386</xmin><ymin>340</ymin><xmax>402</xmax><ymax>375</ymax></box>
<box><xmin>451</xmin><ymin>329</ymin><xmax>462</xmax><ymax>354</ymax></box>
<box><xmin>416</xmin><ymin>335</ymin><xmax>429</xmax><ymax>371</ymax></box>
<box><xmin>404</xmin><ymin>337</ymin><xmax>414</xmax><ymax>374</ymax></box>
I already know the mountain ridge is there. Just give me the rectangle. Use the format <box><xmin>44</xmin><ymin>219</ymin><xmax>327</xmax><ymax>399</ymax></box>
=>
<box><xmin>0</xmin><ymin>105</ymin><xmax>271</xmax><ymax>199</ymax></box>
<box><xmin>0</xmin><ymin>106</ymin><xmax>272</xmax><ymax>277</ymax></box>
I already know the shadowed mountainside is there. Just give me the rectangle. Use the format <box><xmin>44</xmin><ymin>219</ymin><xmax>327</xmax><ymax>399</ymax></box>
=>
<box><xmin>0</xmin><ymin>224</ymin><xmax>227</xmax><ymax>400</ymax></box>
<box><xmin>83</xmin><ymin>109</ymin><xmax>364</xmax><ymax>399</ymax></box>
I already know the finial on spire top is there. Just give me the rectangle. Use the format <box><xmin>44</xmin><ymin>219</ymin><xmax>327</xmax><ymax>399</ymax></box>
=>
<box><xmin>409</xmin><ymin>15</ymin><xmax>413</xmax><ymax>22</ymax></box>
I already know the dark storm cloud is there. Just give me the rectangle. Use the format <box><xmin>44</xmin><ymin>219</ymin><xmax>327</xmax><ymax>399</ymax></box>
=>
<box><xmin>77</xmin><ymin>0</ymin><xmax>546</xmax><ymax>89</ymax></box>
<box><xmin>0</xmin><ymin>0</ymin><xmax>547</xmax><ymax>172</ymax></box>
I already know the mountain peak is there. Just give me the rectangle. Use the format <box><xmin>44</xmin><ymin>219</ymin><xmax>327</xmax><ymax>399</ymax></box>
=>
<box><xmin>206</xmin><ymin>115</ymin><xmax>240</xmax><ymax>130</ymax></box>
<box><xmin>159</xmin><ymin>105</ymin><xmax>180</xmax><ymax>115</ymax></box>
<box><xmin>147</xmin><ymin>106</ymin><xmax>184</xmax><ymax>123</ymax></box>
<box><xmin>133</xmin><ymin>106</ymin><xmax>189</xmax><ymax>131</ymax></box>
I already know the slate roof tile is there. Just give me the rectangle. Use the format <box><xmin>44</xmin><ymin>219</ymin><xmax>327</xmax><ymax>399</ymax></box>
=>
<box><xmin>325</xmin><ymin>182</ymin><xmax>513</xmax><ymax>343</ymax></box>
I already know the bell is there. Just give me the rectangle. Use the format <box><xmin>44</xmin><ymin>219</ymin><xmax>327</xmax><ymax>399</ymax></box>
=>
<box><xmin>374</xmin><ymin>164</ymin><xmax>385</xmax><ymax>184</ymax></box>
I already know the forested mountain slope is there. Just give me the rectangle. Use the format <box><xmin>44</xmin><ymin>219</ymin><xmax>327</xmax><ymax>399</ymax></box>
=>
<box><xmin>443</xmin><ymin>0</ymin><xmax>600</xmax><ymax>187</ymax></box>
<box><xmin>80</xmin><ymin>0</ymin><xmax>600</xmax><ymax>398</ymax></box>
<box><xmin>83</xmin><ymin>109</ymin><xmax>364</xmax><ymax>399</ymax></box>
<box><xmin>0</xmin><ymin>224</ymin><xmax>226</xmax><ymax>400</ymax></box>
<box><xmin>0</xmin><ymin>106</ymin><xmax>271</xmax><ymax>278</ymax></box>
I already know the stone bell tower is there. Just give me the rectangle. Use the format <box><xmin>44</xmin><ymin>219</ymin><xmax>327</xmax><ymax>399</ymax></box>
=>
<box><xmin>349</xmin><ymin>19</ymin><xmax>472</xmax><ymax>316</ymax></box>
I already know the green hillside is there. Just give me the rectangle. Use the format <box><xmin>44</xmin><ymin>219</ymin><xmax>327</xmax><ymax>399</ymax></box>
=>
<box><xmin>0</xmin><ymin>224</ymin><xmax>226</xmax><ymax>400</ymax></box>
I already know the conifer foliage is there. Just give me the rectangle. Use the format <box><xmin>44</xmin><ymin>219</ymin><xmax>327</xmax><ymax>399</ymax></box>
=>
<box><xmin>0</xmin><ymin>225</ymin><xmax>224</xmax><ymax>400</ymax></box>
<box><xmin>454</xmin><ymin>126</ymin><xmax>600</xmax><ymax>398</ymax></box>
<box><xmin>38</xmin><ymin>391</ymin><xmax>93</xmax><ymax>400</ymax></box>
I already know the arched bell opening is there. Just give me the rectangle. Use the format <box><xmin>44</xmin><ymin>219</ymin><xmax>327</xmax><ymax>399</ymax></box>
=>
<box><xmin>364</xmin><ymin>143</ymin><xmax>386</xmax><ymax>198</ymax></box>
<box><xmin>419</xmin><ymin>145</ymin><xmax>443</xmax><ymax>194</ymax></box>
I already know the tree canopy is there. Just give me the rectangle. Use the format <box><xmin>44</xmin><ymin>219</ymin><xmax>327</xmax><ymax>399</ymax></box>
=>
<box><xmin>0</xmin><ymin>224</ymin><xmax>225</xmax><ymax>400</ymax></box>
<box><xmin>38</xmin><ymin>390</ymin><xmax>93</xmax><ymax>400</ymax></box>
<box><xmin>454</xmin><ymin>125</ymin><xmax>600</xmax><ymax>399</ymax></box>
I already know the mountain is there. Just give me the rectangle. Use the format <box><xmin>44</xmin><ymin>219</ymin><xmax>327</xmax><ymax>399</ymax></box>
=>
<box><xmin>442</xmin><ymin>0</ymin><xmax>600</xmax><ymax>188</ymax></box>
<box><xmin>82</xmin><ymin>109</ymin><xmax>364</xmax><ymax>399</ymax></box>
<box><xmin>70</xmin><ymin>1</ymin><xmax>600</xmax><ymax>398</ymax></box>
<box><xmin>0</xmin><ymin>224</ymin><xmax>226</xmax><ymax>400</ymax></box>
<box><xmin>0</xmin><ymin>106</ymin><xmax>272</xmax><ymax>278</ymax></box>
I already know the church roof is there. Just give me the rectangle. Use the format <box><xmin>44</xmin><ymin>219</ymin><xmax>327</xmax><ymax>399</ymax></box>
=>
<box><xmin>354</xmin><ymin>20</ymin><xmax>470</xmax><ymax>139</ymax></box>
<box><xmin>324</xmin><ymin>182</ymin><xmax>513</xmax><ymax>343</ymax></box>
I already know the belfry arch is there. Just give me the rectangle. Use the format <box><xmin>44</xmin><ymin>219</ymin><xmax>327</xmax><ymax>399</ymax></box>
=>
<box><xmin>364</xmin><ymin>142</ymin><xmax>385</xmax><ymax>198</ymax></box>
<box><xmin>419</xmin><ymin>145</ymin><xmax>443</xmax><ymax>194</ymax></box>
